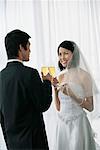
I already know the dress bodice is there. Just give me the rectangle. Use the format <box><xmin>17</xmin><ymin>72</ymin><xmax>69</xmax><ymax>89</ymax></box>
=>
<box><xmin>58</xmin><ymin>82</ymin><xmax>86</xmax><ymax>122</ymax></box>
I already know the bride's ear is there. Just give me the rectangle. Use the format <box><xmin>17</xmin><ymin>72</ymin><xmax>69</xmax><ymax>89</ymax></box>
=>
<box><xmin>67</xmin><ymin>54</ymin><xmax>73</xmax><ymax>66</ymax></box>
<box><xmin>70</xmin><ymin>53</ymin><xmax>74</xmax><ymax>60</ymax></box>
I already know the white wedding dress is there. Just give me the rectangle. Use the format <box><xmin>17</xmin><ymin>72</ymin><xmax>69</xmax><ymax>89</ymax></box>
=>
<box><xmin>53</xmin><ymin>82</ymin><xmax>99</xmax><ymax>150</ymax></box>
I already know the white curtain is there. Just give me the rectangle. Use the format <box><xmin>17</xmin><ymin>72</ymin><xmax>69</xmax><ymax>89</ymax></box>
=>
<box><xmin>0</xmin><ymin>0</ymin><xmax>100</xmax><ymax>149</ymax></box>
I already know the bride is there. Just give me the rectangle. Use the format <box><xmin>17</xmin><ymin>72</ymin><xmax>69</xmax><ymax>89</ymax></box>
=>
<box><xmin>52</xmin><ymin>40</ymin><xmax>99</xmax><ymax>150</ymax></box>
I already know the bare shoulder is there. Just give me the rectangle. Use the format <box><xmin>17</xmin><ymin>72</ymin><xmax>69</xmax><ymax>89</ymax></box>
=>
<box><xmin>79</xmin><ymin>68</ymin><xmax>92</xmax><ymax>82</ymax></box>
<box><xmin>58</xmin><ymin>74</ymin><xmax>64</xmax><ymax>83</ymax></box>
<box><xmin>79</xmin><ymin>68</ymin><xmax>90</xmax><ymax>76</ymax></box>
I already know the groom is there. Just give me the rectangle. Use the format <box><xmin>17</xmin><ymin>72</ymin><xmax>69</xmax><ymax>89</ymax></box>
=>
<box><xmin>0</xmin><ymin>29</ymin><xmax>52</xmax><ymax>150</ymax></box>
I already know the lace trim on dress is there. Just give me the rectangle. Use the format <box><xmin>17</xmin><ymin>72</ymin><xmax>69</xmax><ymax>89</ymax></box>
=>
<box><xmin>58</xmin><ymin>112</ymin><xmax>86</xmax><ymax>124</ymax></box>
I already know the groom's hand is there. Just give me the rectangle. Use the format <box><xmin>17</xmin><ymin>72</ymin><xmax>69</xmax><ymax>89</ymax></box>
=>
<box><xmin>41</xmin><ymin>72</ymin><xmax>52</xmax><ymax>82</ymax></box>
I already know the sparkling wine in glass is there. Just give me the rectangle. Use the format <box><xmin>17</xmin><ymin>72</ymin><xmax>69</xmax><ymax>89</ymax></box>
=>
<box><xmin>41</xmin><ymin>67</ymin><xmax>49</xmax><ymax>76</ymax></box>
<box><xmin>48</xmin><ymin>66</ymin><xmax>55</xmax><ymax>77</ymax></box>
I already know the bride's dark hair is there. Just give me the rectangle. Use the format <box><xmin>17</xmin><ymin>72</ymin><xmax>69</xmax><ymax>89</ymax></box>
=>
<box><xmin>57</xmin><ymin>40</ymin><xmax>80</xmax><ymax>71</ymax></box>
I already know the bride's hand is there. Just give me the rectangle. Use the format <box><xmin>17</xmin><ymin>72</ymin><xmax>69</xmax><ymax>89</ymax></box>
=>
<box><xmin>51</xmin><ymin>77</ymin><xmax>59</xmax><ymax>88</ymax></box>
<box><xmin>60</xmin><ymin>84</ymin><xmax>69</xmax><ymax>95</ymax></box>
<box><xmin>60</xmin><ymin>84</ymin><xmax>74</xmax><ymax>96</ymax></box>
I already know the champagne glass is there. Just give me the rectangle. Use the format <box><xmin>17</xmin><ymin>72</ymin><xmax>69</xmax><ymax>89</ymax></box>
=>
<box><xmin>41</xmin><ymin>66</ymin><xmax>49</xmax><ymax>76</ymax></box>
<box><xmin>48</xmin><ymin>66</ymin><xmax>55</xmax><ymax>77</ymax></box>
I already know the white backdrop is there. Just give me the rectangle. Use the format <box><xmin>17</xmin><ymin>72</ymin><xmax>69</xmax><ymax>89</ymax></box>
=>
<box><xmin>0</xmin><ymin>0</ymin><xmax>100</xmax><ymax>149</ymax></box>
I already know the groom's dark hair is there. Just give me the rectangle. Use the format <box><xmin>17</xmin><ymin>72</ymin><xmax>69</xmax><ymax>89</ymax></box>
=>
<box><xmin>5</xmin><ymin>29</ymin><xmax>31</xmax><ymax>59</ymax></box>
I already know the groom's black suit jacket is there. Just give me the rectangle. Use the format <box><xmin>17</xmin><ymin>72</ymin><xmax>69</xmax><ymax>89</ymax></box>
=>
<box><xmin>0</xmin><ymin>61</ymin><xmax>52</xmax><ymax>150</ymax></box>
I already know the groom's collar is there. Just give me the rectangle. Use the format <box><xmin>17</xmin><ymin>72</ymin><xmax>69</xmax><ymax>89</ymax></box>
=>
<box><xmin>7</xmin><ymin>59</ymin><xmax>23</xmax><ymax>64</ymax></box>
